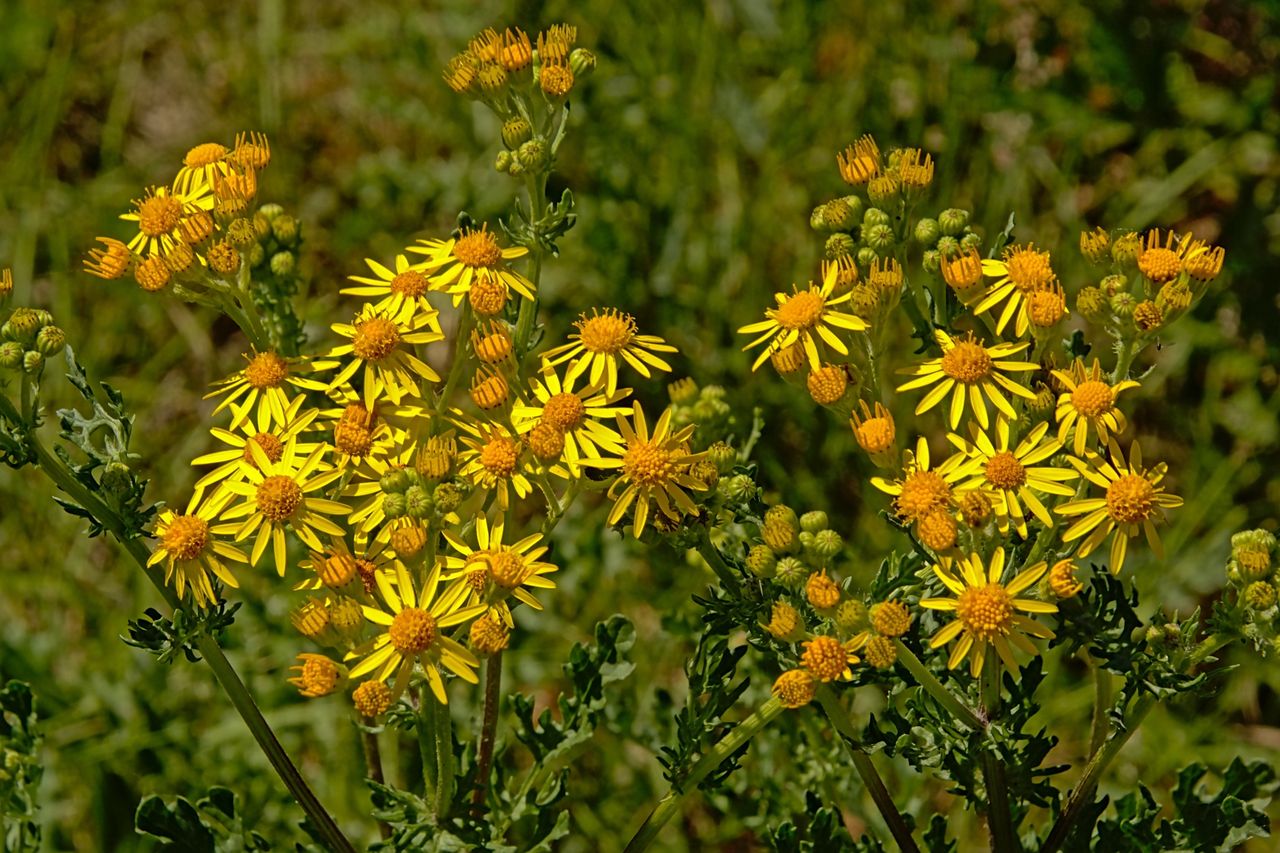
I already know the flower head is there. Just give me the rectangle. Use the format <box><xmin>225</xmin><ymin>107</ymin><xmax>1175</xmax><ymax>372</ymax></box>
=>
<box><xmin>409</xmin><ymin>225</ymin><xmax>533</xmax><ymax>307</ymax></box>
<box><xmin>739</xmin><ymin>263</ymin><xmax>869</xmax><ymax>372</ymax></box>
<box><xmin>148</xmin><ymin>491</ymin><xmax>248</xmax><ymax>607</ymax></box>
<box><xmin>342</xmin><ymin>253</ymin><xmax>435</xmax><ymax>324</ymax></box>
<box><xmin>1050</xmin><ymin>358</ymin><xmax>1139</xmax><ymax>456</ymax></box>
<box><xmin>190</xmin><ymin>395</ymin><xmax>322</xmax><ymax>501</ymax></box>
<box><xmin>511</xmin><ymin>364</ymin><xmax>630</xmax><ymax>473</ymax></box>
<box><xmin>976</xmin><ymin>244</ymin><xmax>1058</xmax><ymax>336</ymax></box>
<box><xmin>871</xmin><ymin>436</ymin><xmax>972</xmax><ymax>524</ymax></box>
<box><xmin>543</xmin><ymin>308</ymin><xmax>677</xmax><ymax>395</ymax></box>
<box><xmin>119</xmin><ymin>183</ymin><xmax>214</xmax><ymax>257</ymax></box>
<box><xmin>443</xmin><ymin>514</ymin><xmax>558</xmax><ymax>627</ymax></box>
<box><xmin>896</xmin><ymin>330</ymin><xmax>1037</xmax><ymax>429</ymax></box>
<box><xmin>205</xmin><ymin>348</ymin><xmax>333</xmax><ymax>430</ymax></box>
<box><xmin>326</xmin><ymin>304</ymin><xmax>443</xmax><ymax>407</ymax></box>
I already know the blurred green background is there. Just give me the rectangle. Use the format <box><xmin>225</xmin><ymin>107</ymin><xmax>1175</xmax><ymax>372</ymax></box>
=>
<box><xmin>2</xmin><ymin>0</ymin><xmax>1279</xmax><ymax>849</ymax></box>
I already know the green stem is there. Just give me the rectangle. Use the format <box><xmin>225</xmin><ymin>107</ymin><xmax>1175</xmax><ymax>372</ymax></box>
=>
<box><xmin>433</xmin><ymin>306</ymin><xmax>474</xmax><ymax>418</ymax></box>
<box><xmin>1088</xmin><ymin>661</ymin><xmax>1111</xmax><ymax>756</ymax></box>
<box><xmin>624</xmin><ymin>697</ymin><xmax>784</xmax><ymax>852</ymax></box>
<box><xmin>980</xmin><ymin>653</ymin><xmax>1017</xmax><ymax>853</ymax></box>
<box><xmin>418</xmin><ymin>686</ymin><xmax>438</xmax><ymax>796</ymax></box>
<box><xmin>815</xmin><ymin>687</ymin><xmax>920</xmax><ymax>853</ymax></box>
<box><xmin>892</xmin><ymin>640</ymin><xmax>983</xmax><ymax>729</ymax></box>
<box><xmin>434</xmin><ymin>693</ymin><xmax>454</xmax><ymax>820</ymax></box>
<box><xmin>3</xmin><ymin>403</ymin><xmax>354</xmax><ymax>852</ymax></box>
<box><xmin>358</xmin><ymin>719</ymin><xmax>392</xmax><ymax>840</ymax></box>
<box><xmin>696</xmin><ymin>533</ymin><xmax>741</xmax><ymax>593</ymax></box>
<box><xmin>514</xmin><ymin>172</ymin><xmax>548</xmax><ymax>360</ymax></box>
<box><xmin>1111</xmin><ymin>337</ymin><xmax>1136</xmax><ymax>383</ymax></box>
<box><xmin>472</xmin><ymin>651</ymin><xmax>503</xmax><ymax>813</ymax></box>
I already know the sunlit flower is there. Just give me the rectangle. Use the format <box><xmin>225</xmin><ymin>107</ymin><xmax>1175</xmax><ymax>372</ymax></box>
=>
<box><xmin>214</xmin><ymin>441</ymin><xmax>351</xmax><ymax>577</ymax></box>
<box><xmin>1056</xmin><ymin>439</ymin><xmax>1183</xmax><ymax>574</ymax></box>
<box><xmin>288</xmin><ymin>653</ymin><xmax>345</xmax><ymax>698</ymax></box>
<box><xmin>345</xmin><ymin>560</ymin><xmax>485</xmax><ymax>703</ymax></box>
<box><xmin>920</xmin><ymin>549</ymin><xmax>1056</xmax><ymax>677</ymax></box>
<box><xmin>297</xmin><ymin>534</ymin><xmax>399</xmax><ymax>595</ymax></box>
<box><xmin>190</xmin><ymin>396</ymin><xmax>321</xmax><ymax>501</ymax></box>
<box><xmin>175</xmin><ymin>142</ymin><xmax>233</xmax><ymax>195</ymax></box>
<box><xmin>205</xmin><ymin>348</ymin><xmax>332</xmax><ymax>430</ymax></box>
<box><xmin>341</xmin><ymin>253</ymin><xmax>435</xmax><ymax>324</ymax></box>
<box><xmin>582</xmin><ymin>402</ymin><xmax>707</xmax><ymax>537</ymax></box>
<box><xmin>850</xmin><ymin>400</ymin><xmax>896</xmax><ymax>467</ymax></box>
<box><xmin>410</xmin><ymin>225</ymin><xmax>533</xmax><ymax>306</ymax></box>
<box><xmin>326</xmin><ymin>304</ymin><xmax>443</xmax><ymax>406</ymax></box>
<box><xmin>455</xmin><ymin>421</ymin><xmax>534</xmax><ymax>511</ymax></box>
<box><xmin>511</xmin><ymin>364</ymin><xmax>629</xmax><ymax>473</ymax></box>
<box><xmin>738</xmin><ymin>264</ymin><xmax>869</xmax><ymax>372</ymax></box>
<box><xmin>318</xmin><ymin>390</ymin><xmax>416</xmax><ymax>475</ymax></box>
<box><xmin>1050</xmin><ymin>358</ymin><xmax>1139</xmax><ymax>456</ymax></box>
<box><xmin>976</xmin><ymin>244</ymin><xmax>1057</xmax><ymax>336</ymax></box>
<box><xmin>870</xmin><ymin>437</ymin><xmax>971</xmax><ymax>524</ymax></box>
<box><xmin>948</xmin><ymin>419</ymin><xmax>1078</xmax><ymax>538</ymax></box>
<box><xmin>542</xmin><ymin>308</ymin><xmax>677</xmax><ymax>395</ymax></box>
<box><xmin>442</xmin><ymin>514</ymin><xmax>559</xmax><ymax>627</ymax></box>
<box><xmin>800</xmin><ymin>634</ymin><xmax>860</xmax><ymax>682</ymax></box>
<box><xmin>896</xmin><ymin>330</ymin><xmax>1037</xmax><ymax>429</ymax></box>
<box><xmin>148</xmin><ymin>491</ymin><xmax>248</xmax><ymax>607</ymax></box>
<box><xmin>119</xmin><ymin>182</ymin><xmax>214</xmax><ymax>257</ymax></box>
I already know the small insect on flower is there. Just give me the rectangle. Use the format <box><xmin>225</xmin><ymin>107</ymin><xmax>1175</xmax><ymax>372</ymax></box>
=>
<box><xmin>542</xmin><ymin>308</ymin><xmax>677</xmax><ymax>395</ymax></box>
<box><xmin>1056</xmin><ymin>439</ymin><xmax>1183</xmax><ymax>575</ymax></box>
<box><xmin>920</xmin><ymin>549</ymin><xmax>1057</xmax><ymax>677</ymax></box>
<box><xmin>345</xmin><ymin>559</ymin><xmax>486</xmax><ymax>704</ymax></box>
<box><xmin>583</xmin><ymin>401</ymin><xmax>708</xmax><ymax>537</ymax></box>
<box><xmin>410</xmin><ymin>224</ymin><xmax>534</xmax><ymax>306</ymax></box>
<box><xmin>205</xmin><ymin>348</ymin><xmax>333</xmax><ymax>430</ymax></box>
<box><xmin>738</xmin><ymin>262</ymin><xmax>869</xmax><ymax>372</ymax></box>
<box><xmin>442</xmin><ymin>513</ymin><xmax>559</xmax><ymax>628</ymax></box>
<box><xmin>1050</xmin><ymin>358</ymin><xmax>1140</xmax><ymax>456</ymax></box>
<box><xmin>896</xmin><ymin>329</ymin><xmax>1038</xmax><ymax>429</ymax></box>
<box><xmin>148</xmin><ymin>491</ymin><xmax>248</xmax><ymax>607</ymax></box>
<box><xmin>326</xmin><ymin>304</ymin><xmax>444</xmax><ymax>407</ymax></box>
<box><xmin>342</xmin><ymin>253</ymin><xmax>435</xmax><ymax>325</ymax></box>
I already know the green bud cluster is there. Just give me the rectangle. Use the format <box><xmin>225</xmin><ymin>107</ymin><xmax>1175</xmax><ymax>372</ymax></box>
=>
<box><xmin>378</xmin><ymin>466</ymin><xmax>465</xmax><ymax>524</ymax></box>
<box><xmin>1</xmin><ymin>307</ymin><xmax>64</xmax><ymax>374</ymax></box>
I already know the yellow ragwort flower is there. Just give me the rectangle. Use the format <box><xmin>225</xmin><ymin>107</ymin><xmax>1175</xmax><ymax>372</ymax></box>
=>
<box><xmin>738</xmin><ymin>263</ymin><xmax>869</xmax><ymax>372</ymax></box>
<box><xmin>342</xmin><ymin>253</ymin><xmax>435</xmax><ymax>325</ymax></box>
<box><xmin>455</xmin><ymin>421</ymin><xmax>535</xmax><ymax>511</ymax></box>
<box><xmin>948</xmin><ymin>419</ymin><xmax>1078</xmax><ymax>539</ymax></box>
<box><xmin>326</xmin><ymin>304</ymin><xmax>444</xmax><ymax>406</ymax></box>
<box><xmin>288</xmin><ymin>653</ymin><xmax>344</xmax><ymax>698</ymax></box>
<box><xmin>511</xmin><ymin>364</ymin><xmax>629</xmax><ymax>473</ymax></box>
<box><xmin>442</xmin><ymin>513</ymin><xmax>559</xmax><ymax>627</ymax></box>
<box><xmin>205</xmin><ymin>348</ymin><xmax>332</xmax><ymax>430</ymax></box>
<box><xmin>896</xmin><ymin>330</ymin><xmax>1037</xmax><ymax>429</ymax></box>
<box><xmin>119</xmin><ymin>182</ymin><xmax>215</xmax><ymax>257</ymax></box>
<box><xmin>1050</xmin><ymin>358</ymin><xmax>1139</xmax><ymax>456</ymax></box>
<box><xmin>870</xmin><ymin>436</ymin><xmax>971</xmax><ymax>523</ymax></box>
<box><xmin>976</xmin><ymin>244</ymin><xmax>1057</xmax><ymax>336</ymax></box>
<box><xmin>1056</xmin><ymin>439</ymin><xmax>1183</xmax><ymax>575</ymax></box>
<box><xmin>148</xmin><ymin>491</ymin><xmax>248</xmax><ymax>607</ymax></box>
<box><xmin>542</xmin><ymin>308</ymin><xmax>677</xmax><ymax>396</ymax></box>
<box><xmin>190</xmin><ymin>395</ymin><xmax>322</xmax><ymax>501</ymax></box>
<box><xmin>345</xmin><ymin>559</ymin><xmax>485</xmax><ymax>703</ymax></box>
<box><xmin>410</xmin><ymin>225</ymin><xmax>534</xmax><ymax>306</ymax></box>
<box><xmin>920</xmin><ymin>549</ymin><xmax>1056</xmax><ymax>677</ymax></box>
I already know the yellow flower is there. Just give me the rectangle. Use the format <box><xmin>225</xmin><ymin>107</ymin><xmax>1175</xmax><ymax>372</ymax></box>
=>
<box><xmin>297</xmin><ymin>534</ymin><xmax>398</xmax><ymax>595</ymax></box>
<box><xmin>174</xmin><ymin>141</ymin><xmax>233</xmax><ymax>196</ymax></box>
<box><xmin>976</xmin><ymin>244</ymin><xmax>1057</xmax><ymax>336</ymax></box>
<box><xmin>542</xmin><ymin>308</ymin><xmax>677</xmax><ymax>395</ymax></box>
<box><xmin>1056</xmin><ymin>439</ymin><xmax>1183</xmax><ymax>575</ymax></box>
<box><xmin>837</xmin><ymin>135</ymin><xmax>880</xmax><ymax>184</ymax></box>
<box><xmin>190</xmin><ymin>395</ymin><xmax>322</xmax><ymax>501</ymax></box>
<box><xmin>319</xmin><ymin>388</ymin><xmax>419</xmax><ymax>474</ymax></box>
<box><xmin>870</xmin><ymin>437</ymin><xmax>971</xmax><ymax>523</ymax></box>
<box><xmin>214</xmin><ymin>441</ymin><xmax>351</xmax><ymax>576</ymax></box>
<box><xmin>205</xmin><ymin>348</ymin><xmax>332</xmax><ymax>430</ymax></box>
<box><xmin>800</xmin><ymin>635</ymin><xmax>860</xmax><ymax>682</ymax></box>
<box><xmin>511</xmin><ymin>365</ymin><xmax>629</xmax><ymax>473</ymax></box>
<box><xmin>442</xmin><ymin>514</ymin><xmax>558</xmax><ymax>627</ymax></box>
<box><xmin>288</xmin><ymin>653</ymin><xmax>345</xmax><ymax>698</ymax></box>
<box><xmin>1050</xmin><ymin>359</ymin><xmax>1139</xmax><ymax>456</ymax></box>
<box><xmin>583</xmin><ymin>402</ymin><xmax>707</xmax><ymax>537</ymax></box>
<box><xmin>148</xmin><ymin>491</ymin><xmax>248</xmax><ymax>607</ymax></box>
<box><xmin>738</xmin><ymin>264</ymin><xmax>869</xmax><ymax>372</ymax></box>
<box><xmin>119</xmin><ymin>181</ymin><xmax>214</xmax><ymax>257</ymax></box>
<box><xmin>920</xmin><ymin>549</ymin><xmax>1056</xmax><ymax>677</ymax></box>
<box><xmin>345</xmin><ymin>559</ymin><xmax>485</xmax><ymax>703</ymax></box>
<box><xmin>896</xmin><ymin>330</ymin><xmax>1038</xmax><ymax>429</ymax></box>
<box><xmin>341</xmin><ymin>253</ymin><xmax>435</xmax><ymax>324</ymax></box>
<box><xmin>326</xmin><ymin>304</ymin><xmax>443</xmax><ymax>406</ymax></box>
<box><xmin>455</xmin><ymin>421</ymin><xmax>535</xmax><ymax>511</ymax></box>
<box><xmin>410</xmin><ymin>225</ymin><xmax>533</xmax><ymax>306</ymax></box>
<box><xmin>850</xmin><ymin>400</ymin><xmax>896</xmax><ymax>467</ymax></box>
<box><xmin>948</xmin><ymin>419</ymin><xmax>1078</xmax><ymax>538</ymax></box>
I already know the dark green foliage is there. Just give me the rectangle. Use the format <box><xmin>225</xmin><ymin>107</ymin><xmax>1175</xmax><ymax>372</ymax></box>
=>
<box><xmin>0</xmin><ymin>681</ymin><xmax>42</xmax><ymax>853</ymax></box>
<box><xmin>123</xmin><ymin>602</ymin><xmax>241</xmax><ymax>665</ymax></box>
<box><xmin>134</xmin><ymin>786</ymin><xmax>271</xmax><ymax>852</ymax></box>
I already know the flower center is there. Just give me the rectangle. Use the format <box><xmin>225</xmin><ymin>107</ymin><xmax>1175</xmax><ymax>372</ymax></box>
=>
<box><xmin>1106</xmin><ymin>473</ymin><xmax>1156</xmax><ymax>523</ymax></box>
<box><xmin>774</xmin><ymin>289</ymin><xmax>825</xmax><ymax>331</ymax></box>
<box><xmin>623</xmin><ymin>440</ymin><xmax>673</xmax><ymax>486</ymax></box>
<box><xmin>184</xmin><ymin>143</ymin><xmax>228</xmax><ymax>168</ymax></box>
<box><xmin>577</xmin><ymin>310</ymin><xmax>636</xmax><ymax>354</ymax></box>
<box><xmin>388</xmin><ymin>607</ymin><xmax>437</xmax><ymax>653</ymax></box>
<box><xmin>466</xmin><ymin>563</ymin><xmax>490</xmax><ymax>594</ymax></box>
<box><xmin>244</xmin><ymin>351</ymin><xmax>289</xmax><ymax>388</ymax></box>
<box><xmin>984</xmin><ymin>451</ymin><xmax>1027</xmax><ymax>489</ymax></box>
<box><xmin>800</xmin><ymin>636</ymin><xmax>848</xmax><ymax>682</ymax></box>
<box><xmin>298</xmin><ymin>656</ymin><xmax>340</xmax><ymax>695</ymax></box>
<box><xmin>137</xmin><ymin>194</ymin><xmax>184</xmax><ymax>237</ymax></box>
<box><xmin>352</xmin><ymin>681</ymin><xmax>392</xmax><ymax>717</ymax></box>
<box><xmin>1138</xmin><ymin>247</ymin><xmax>1181</xmax><ymax>283</ymax></box>
<box><xmin>542</xmin><ymin>392</ymin><xmax>586</xmax><ymax>430</ymax></box>
<box><xmin>896</xmin><ymin>470</ymin><xmax>952</xmax><ymax>521</ymax></box>
<box><xmin>468</xmin><ymin>278</ymin><xmax>508</xmax><ymax>315</ymax></box>
<box><xmin>527</xmin><ymin>422</ymin><xmax>566</xmax><ymax>461</ymax></box>
<box><xmin>1004</xmin><ymin>246</ymin><xmax>1054</xmax><ymax>292</ymax></box>
<box><xmin>488</xmin><ymin>550</ymin><xmax>527</xmax><ymax>588</ymax></box>
<box><xmin>1071</xmin><ymin>380</ymin><xmax>1114</xmax><ymax>417</ymax></box>
<box><xmin>1027</xmin><ymin>288</ymin><xmax>1065</xmax><ymax>326</ymax></box>
<box><xmin>856</xmin><ymin>418</ymin><xmax>894</xmax><ymax>454</ymax></box>
<box><xmin>352</xmin><ymin>317</ymin><xmax>401</xmax><ymax>361</ymax></box>
<box><xmin>956</xmin><ymin>583</ymin><xmax>1015</xmax><ymax>640</ymax></box>
<box><xmin>390</xmin><ymin>269</ymin><xmax>430</xmax><ymax>297</ymax></box>
<box><xmin>917</xmin><ymin>508</ymin><xmax>957</xmax><ymax>551</ymax></box>
<box><xmin>453</xmin><ymin>230</ymin><xmax>504</xmax><ymax>269</ymax></box>
<box><xmin>479</xmin><ymin>435</ymin><xmax>519</xmax><ymax>476</ymax></box>
<box><xmin>334</xmin><ymin>420</ymin><xmax>374</xmax><ymax>457</ymax></box>
<box><xmin>940</xmin><ymin>341</ymin><xmax>993</xmax><ymax>383</ymax></box>
<box><xmin>256</xmin><ymin>475</ymin><xmax>303</xmax><ymax>522</ymax></box>
<box><xmin>243</xmin><ymin>432</ymin><xmax>285</xmax><ymax>466</ymax></box>
<box><xmin>162</xmin><ymin>514</ymin><xmax>209</xmax><ymax>561</ymax></box>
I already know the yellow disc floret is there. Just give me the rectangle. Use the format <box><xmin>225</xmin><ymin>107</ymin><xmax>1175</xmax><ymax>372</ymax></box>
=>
<box><xmin>984</xmin><ymin>451</ymin><xmax>1027</xmax><ymax>489</ymax></box>
<box><xmin>775</xmin><ymin>289</ymin><xmax>825</xmax><ymax>331</ymax></box>
<box><xmin>1071</xmin><ymin>381</ymin><xmax>1114</xmax><ymax>417</ymax></box>
<box><xmin>870</xmin><ymin>601</ymin><xmax>911</xmax><ymax>638</ymax></box>
<box><xmin>772</xmin><ymin>669</ymin><xmax>817</xmax><ymax>708</ymax></box>
<box><xmin>955</xmin><ymin>583</ymin><xmax>1014</xmax><ymax>641</ymax></box>
<box><xmin>801</xmin><ymin>635</ymin><xmax>851</xmax><ymax>682</ymax></box>
<box><xmin>622</xmin><ymin>440</ymin><xmax>674</xmax><ymax>486</ymax></box>
<box><xmin>244</xmin><ymin>351</ymin><xmax>289</xmax><ymax>389</ymax></box>
<box><xmin>896</xmin><ymin>470</ymin><xmax>952</xmax><ymax>521</ymax></box>
<box><xmin>162</xmin><ymin>515</ymin><xmax>209</xmax><ymax>561</ymax></box>
<box><xmin>388</xmin><ymin>607</ymin><xmax>437</xmax><ymax>654</ymax></box>
<box><xmin>453</xmin><ymin>228</ymin><xmax>504</xmax><ymax>269</ymax></box>
<box><xmin>479</xmin><ymin>434</ymin><xmax>519</xmax><ymax>477</ymax></box>
<box><xmin>576</xmin><ymin>309</ymin><xmax>637</xmax><ymax>354</ymax></box>
<box><xmin>940</xmin><ymin>338</ymin><xmax>994</xmax><ymax>383</ymax></box>
<box><xmin>137</xmin><ymin>194</ymin><xmax>184</xmax><ymax>237</ymax></box>
<box><xmin>542</xmin><ymin>392</ymin><xmax>587</xmax><ymax>430</ymax></box>
<box><xmin>352</xmin><ymin>317</ymin><xmax>401</xmax><ymax>361</ymax></box>
<box><xmin>1106</xmin><ymin>474</ymin><xmax>1156</xmax><ymax>523</ymax></box>
<box><xmin>390</xmin><ymin>269</ymin><xmax>430</xmax><ymax>297</ymax></box>
<box><xmin>352</xmin><ymin>680</ymin><xmax>393</xmax><ymax>717</ymax></box>
<box><xmin>256</xmin><ymin>475</ymin><xmax>303</xmax><ymax>522</ymax></box>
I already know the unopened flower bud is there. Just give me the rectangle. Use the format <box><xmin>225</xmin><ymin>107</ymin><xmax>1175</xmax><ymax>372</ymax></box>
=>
<box><xmin>380</xmin><ymin>469</ymin><xmax>410</xmax><ymax>493</ymax></box>
<box><xmin>809</xmin><ymin>529</ymin><xmax>843</xmax><ymax>560</ymax></box>
<box><xmin>835</xmin><ymin>599</ymin><xmax>869</xmax><ymax>633</ymax></box>
<box><xmin>707</xmin><ymin>441</ymin><xmax>737</xmax><ymax>473</ymax></box>
<box><xmin>1079</xmin><ymin>227</ymin><xmax>1110</xmax><ymax>264</ymax></box>
<box><xmin>862</xmin><ymin>207</ymin><xmax>890</xmax><ymax>229</ymax></box>
<box><xmin>568</xmin><ymin>48</ymin><xmax>595</xmax><ymax>78</ymax></box>
<box><xmin>1076</xmin><ymin>286</ymin><xmax>1108</xmax><ymax>321</ymax></box>
<box><xmin>517</xmin><ymin>138</ymin><xmax>549</xmax><ymax>172</ymax></box>
<box><xmin>382</xmin><ymin>491</ymin><xmax>408</xmax><ymax>519</ymax></box>
<box><xmin>914</xmin><ymin>217</ymin><xmax>940</xmax><ymax>246</ymax></box>
<box><xmin>269</xmin><ymin>251</ymin><xmax>295</xmax><ymax>277</ymax></box>
<box><xmin>800</xmin><ymin>511</ymin><xmax>828</xmax><ymax>534</ymax></box>
<box><xmin>938</xmin><ymin>208</ymin><xmax>969</xmax><ymax>236</ymax></box>
<box><xmin>921</xmin><ymin>249</ymin><xmax>941</xmax><ymax>275</ymax></box>
<box><xmin>271</xmin><ymin>215</ymin><xmax>298</xmax><ymax>246</ymax></box>
<box><xmin>825</xmin><ymin>233</ymin><xmax>856</xmax><ymax>260</ymax></box>
<box><xmin>3</xmin><ymin>308</ymin><xmax>43</xmax><ymax>344</ymax></box>
<box><xmin>864</xmin><ymin>224</ymin><xmax>895</xmax><ymax>253</ymax></box>
<box><xmin>21</xmin><ymin>350</ymin><xmax>43</xmax><ymax>374</ymax></box>
<box><xmin>495</xmin><ymin>150</ymin><xmax>513</xmax><ymax>172</ymax></box>
<box><xmin>746</xmin><ymin>544</ymin><xmax>776</xmax><ymax>578</ymax></box>
<box><xmin>502</xmin><ymin>117</ymin><xmax>532</xmax><ymax>150</ymax></box>
<box><xmin>774</xmin><ymin>557</ymin><xmax>807</xmax><ymax>589</ymax></box>
<box><xmin>1110</xmin><ymin>231</ymin><xmax>1141</xmax><ymax>268</ymax></box>
<box><xmin>1110</xmin><ymin>292</ymin><xmax>1136</xmax><ymax>320</ymax></box>
<box><xmin>227</xmin><ymin>218</ymin><xmax>257</xmax><ymax>248</ymax></box>
<box><xmin>0</xmin><ymin>341</ymin><xmax>23</xmax><ymax>369</ymax></box>
<box><xmin>1133</xmin><ymin>300</ymin><xmax>1163</xmax><ymax>331</ymax></box>
<box><xmin>1244</xmin><ymin>581</ymin><xmax>1276</xmax><ymax>610</ymax></box>
<box><xmin>404</xmin><ymin>485</ymin><xmax>433</xmax><ymax>519</ymax></box>
<box><xmin>718</xmin><ymin>473</ymin><xmax>757</xmax><ymax>503</ymax></box>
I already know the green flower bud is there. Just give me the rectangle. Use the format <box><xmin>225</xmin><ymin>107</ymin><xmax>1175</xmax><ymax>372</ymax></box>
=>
<box><xmin>380</xmin><ymin>469</ymin><xmax>410</xmax><ymax>494</ymax></box>
<box><xmin>835</xmin><ymin>599</ymin><xmax>869</xmax><ymax>632</ymax></box>
<box><xmin>856</xmin><ymin>247</ymin><xmax>879</xmax><ymax>269</ymax></box>
<box><xmin>1244</xmin><ymin>581</ymin><xmax>1276</xmax><ymax>610</ymax></box>
<box><xmin>227</xmin><ymin>218</ymin><xmax>257</xmax><ymax>248</ymax></box>
<box><xmin>249</xmin><ymin>243</ymin><xmax>266</xmax><ymax>268</ymax></box>
<box><xmin>1110</xmin><ymin>292</ymin><xmax>1136</xmax><ymax>320</ymax></box>
<box><xmin>495</xmin><ymin>150</ymin><xmax>513</xmax><ymax>172</ymax></box>
<box><xmin>809</xmin><ymin>529</ymin><xmax>843</xmax><ymax>560</ymax></box>
<box><xmin>271</xmin><ymin>215</ymin><xmax>298</xmax><ymax>246</ymax></box>
<box><xmin>258</xmin><ymin>203</ymin><xmax>284</xmax><ymax>221</ymax></box>
<box><xmin>921</xmin><ymin>249</ymin><xmax>941</xmax><ymax>275</ymax></box>
<box><xmin>863</xmin><ymin>207</ymin><xmax>891</xmax><ymax>229</ymax></box>
<box><xmin>1100</xmin><ymin>274</ymin><xmax>1128</xmax><ymax>296</ymax></box>
<box><xmin>22</xmin><ymin>350</ymin><xmax>43</xmax><ymax>374</ymax></box>
<box><xmin>507</xmin><ymin>158</ymin><xmax>526</xmax><ymax>177</ymax></box>
<box><xmin>960</xmin><ymin>231</ymin><xmax>983</xmax><ymax>252</ymax></box>
<box><xmin>867</xmin><ymin>173</ymin><xmax>899</xmax><ymax>204</ymax></box>
<box><xmin>774</xmin><ymin>557</ymin><xmax>807</xmax><ymax>589</ymax></box>
<box><xmin>746</xmin><ymin>544</ymin><xmax>776</xmax><ymax>578</ymax></box>
<box><xmin>501</xmin><ymin>117</ymin><xmax>532</xmax><ymax>150</ymax></box>
<box><xmin>433</xmin><ymin>482</ymin><xmax>462</xmax><ymax>514</ymax></box>
<box><xmin>809</xmin><ymin>204</ymin><xmax>828</xmax><ymax>231</ymax></box>
<box><xmin>35</xmin><ymin>325</ymin><xmax>65</xmax><ymax>356</ymax></box>
<box><xmin>569</xmin><ymin>48</ymin><xmax>596</xmax><ymax>79</ymax></box>
<box><xmin>707</xmin><ymin>441</ymin><xmax>737</xmax><ymax>473</ymax></box>
<box><xmin>821</xmin><ymin>198</ymin><xmax>857</xmax><ymax>231</ymax></box>
<box><xmin>797</xmin><ymin>530</ymin><xmax>815</xmax><ymax>551</ymax></box>
<box><xmin>329</xmin><ymin>597</ymin><xmax>365</xmax><ymax>642</ymax></box>
<box><xmin>269</xmin><ymin>251</ymin><xmax>295</xmax><ymax>277</ymax></box>
<box><xmin>516</xmin><ymin>138</ymin><xmax>549</xmax><ymax>172</ymax></box>
<box><xmin>404</xmin><ymin>485</ymin><xmax>433</xmax><ymax>519</ymax></box>
<box><xmin>938</xmin><ymin>208</ymin><xmax>969</xmax><ymax>236</ymax></box>
<box><xmin>914</xmin><ymin>218</ymin><xmax>940</xmax><ymax>246</ymax></box>
<box><xmin>718</xmin><ymin>473</ymin><xmax>757</xmax><ymax>503</ymax></box>
<box><xmin>1111</xmin><ymin>231</ymin><xmax>1141</xmax><ymax>268</ymax></box>
<box><xmin>1230</xmin><ymin>530</ymin><xmax>1276</xmax><ymax>582</ymax></box>
<box><xmin>1156</xmin><ymin>280</ymin><xmax>1193</xmax><ymax>316</ymax></box>
<box><xmin>3</xmin><ymin>308</ymin><xmax>43</xmax><ymax>344</ymax></box>
<box><xmin>935</xmin><ymin>235</ymin><xmax>960</xmax><ymax>258</ymax></box>
<box><xmin>1076</xmin><ymin>286</ymin><xmax>1109</xmax><ymax>321</ymax></box>
<box><xmin>800</xmin><ymin>511</ymin><xmax>828</xmax><ymax>534</ymax></box>
<box><xmin>0</xmin><ymin>341</ymin><xmax>23</xmax><ymax>369</ymax></box>
<box><xmin>864</xmin><ymin>223</ymin><xmax>895</xmax><ymax>253</ymax></box>
<box><xmin>382</xmin><ymin>491</ymin><xmax>408</xmax><ymax>519</ymax></box>
<box><xmin>825</xmin><ymin>233</ymin><xmax>856</xmax><ymax>260</ymax></box>
<box><xmin>253</xmin><ymin>212</ymin><xmax>273</xmax><ymax>240</ymax></box>
<box><xmin>100</xmin><ymin>461</ymin><xmax>132</xmax><ymax>496</ymax></box>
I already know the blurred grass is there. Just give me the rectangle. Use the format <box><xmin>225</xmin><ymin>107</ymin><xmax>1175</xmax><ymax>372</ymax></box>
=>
<box><xmin>2</xmin><ymin>0</ymin><xmax>1279</xmax><ymax>849</ymax></box>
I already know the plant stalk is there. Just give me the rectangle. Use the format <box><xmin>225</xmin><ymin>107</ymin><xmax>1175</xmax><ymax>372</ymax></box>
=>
<box><xmin>472</xmin><ymin>651</ymin><xmax>503</xmax><ymax>813</ymax></box>
<box><xmin>359</xmin><ymin>720</ymin><xmax>392</xmax><ymax>840</ymax></box>
<box><xmin>892</xmin><ymin>640</ymin><xmax>983</xmax><ymax>729</ymax></box>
